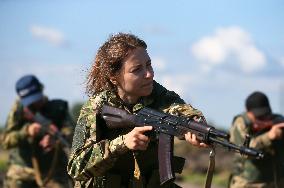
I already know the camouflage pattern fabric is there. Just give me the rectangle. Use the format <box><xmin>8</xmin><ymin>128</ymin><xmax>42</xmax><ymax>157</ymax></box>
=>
<box><xmin>67</xmin><ymin>81</ymin><xmax>204</xmax><ymax>188</ymax></box>
<box><xmin>2</xmin><ymin>98</ymin><xmax>75</xmax><ymax>188</ymax></box>
<box><xmin>229</xmin><ymin>113</ymin><xmax>284</xmax><ymax>188</ymax></box>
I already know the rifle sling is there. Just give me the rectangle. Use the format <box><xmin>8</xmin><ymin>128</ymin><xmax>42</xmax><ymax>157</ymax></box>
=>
<box><xmin>32</xmin><ymin>153</ymin><xmax>44</xmax><ymax>187</ymax></box>
<box><xmin>204</xmin><ymin>146</ymin><xmax>215</xmax><ymax>188</ymax></box>
<box><xmin>132</xmin><ymin>152</ymin><xmax>144</xmax><ymax>188</ymax></box>
<box><xmin>31</xmin><ymin>142</ymin><xmax>60</xmax><ymax>187</ymax></box>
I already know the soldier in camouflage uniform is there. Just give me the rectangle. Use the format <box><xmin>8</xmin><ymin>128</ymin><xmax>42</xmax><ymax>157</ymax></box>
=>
<box><xmin>229</xmin><ymin>91</ymin><xmax>284</xmax><ymax>188</ymax></box>
<box><xmin>2</xmin><ymin>75</ymin><xmax>75</xmax><ymax>188</ymax></box>
<box><xmin>67</xmin><ymin>33</ymin><xmax>207</xmax><ymax>188</ymax></box>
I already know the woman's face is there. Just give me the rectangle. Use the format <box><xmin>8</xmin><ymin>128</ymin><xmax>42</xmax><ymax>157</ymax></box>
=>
<box><xmin>114</xmin><ymin>47</ymin><xmax>154</xmax><ymax>104</ymax></box>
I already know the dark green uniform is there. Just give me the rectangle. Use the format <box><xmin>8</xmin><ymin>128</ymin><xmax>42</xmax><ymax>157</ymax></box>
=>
<box><xmin>67</xmin><ymin>81</ymin><xmax>204</xmax><ymax>188</ymax></box>
<box><xmin>2</xmin><ymin>98</ymin><xmax>75</xmax><ymax>188</ymax></box>
<box><xmin>229</xmin><ymin>113</ymin><xmax>284</xmax><ymax>188</ymax></box>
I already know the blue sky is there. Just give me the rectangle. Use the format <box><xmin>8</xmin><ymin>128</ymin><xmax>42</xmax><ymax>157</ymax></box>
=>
<box><xmin>1</xmin><ymin>0</ymin><xmax>284</xmax><ymax>129</ymax></box>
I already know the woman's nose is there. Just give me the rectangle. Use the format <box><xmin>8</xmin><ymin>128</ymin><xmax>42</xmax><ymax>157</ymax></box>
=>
<box><xmin>145</xmin><ymin>68</ymin><xmax>154</xmax><ymax>78</ymax></box>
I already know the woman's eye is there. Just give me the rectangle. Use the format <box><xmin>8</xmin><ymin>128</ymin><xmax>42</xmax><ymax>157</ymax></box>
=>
<box><xmin>131</xmin><ymin>67</ymin><xmax>140</xmax><ymax>72</ymax></box>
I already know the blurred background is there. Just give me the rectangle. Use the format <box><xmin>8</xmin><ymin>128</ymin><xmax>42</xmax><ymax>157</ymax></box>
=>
<box><xmin>0</xmin><ymin>0</ymin><xmax>284</xmax><ymax>187</ymax></box>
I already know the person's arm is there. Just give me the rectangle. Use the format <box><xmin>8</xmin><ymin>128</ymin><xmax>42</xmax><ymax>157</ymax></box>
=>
<box><xmin>152</xmin><ymin>82</ymin><xmax>206</xmax><ymax>146</ymax></box>
<box><xmin>2</xmin><ymin>101</ymin><xmax>31</xmax><ymax>149</ymax></box>
<box><xmin>250</xmin><ymin>133</ymin><xmax>272</xmax><ymax>150</ymax></box>
<box><xmin>230</xmin><ymin>116</ymin><xmax>273</xmax><ymax>153</ymax></box>
<box><xmin>152</xmin><ymin>82</ymin><xmax>205</xmax><ymax>122</ymax></box>
<box><xmin>163</xmin><ymin>103</ymin><xmax>207</xmax><ymax>147</ymax></box>
<box><xmin>163</xmin><ymin>103</ymin><xmax>205</xmax><ymax>121</ymax></box>
<box><xmin>250</xmin><ymin>123</ymin><xmax>284</xmax><ymax>153</ymax></box>
<box><xmin>67</xmin><ymin>100</ymin><xmax>129</xmax><ymax>181</ymax></box>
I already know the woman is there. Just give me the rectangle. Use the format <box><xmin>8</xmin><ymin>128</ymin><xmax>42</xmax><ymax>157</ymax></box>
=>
<box><xmin>67</xmin><ymin>33</ymin><xmax>206</xmax><ymax>188</ymax></box>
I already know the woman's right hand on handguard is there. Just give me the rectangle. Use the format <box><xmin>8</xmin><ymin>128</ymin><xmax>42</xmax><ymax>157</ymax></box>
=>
<box><xmin>123</xmin><ymin>126</ymin><xmax>152</xmax><ymax>150</ymax></box>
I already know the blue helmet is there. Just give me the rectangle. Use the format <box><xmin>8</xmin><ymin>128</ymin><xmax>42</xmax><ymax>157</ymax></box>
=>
<box><xmin>15</xmin><ymin>75</ymin><xmax>44</xmax><ymax>107</ymax></box>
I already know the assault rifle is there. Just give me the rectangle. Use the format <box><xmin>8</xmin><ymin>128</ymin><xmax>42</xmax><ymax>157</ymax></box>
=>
<box><xmin>23</xmin><ymin>101</ymin><xmax>71</xmax><ymax>151</ymax></box>
<box><xmin>33</xmin><ymin>113</ymin><xmax>70</xmax><ymax>149</ymax></box>
<box><xmin>101</xmin><ymin>105</ymin><xmax>264</xmax><ymax>185</ymax></box>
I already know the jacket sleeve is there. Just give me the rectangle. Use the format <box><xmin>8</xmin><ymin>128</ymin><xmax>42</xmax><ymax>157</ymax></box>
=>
<box><xmin>230</xmin><ymin>116</ymin><xmax>273</xmax><ymax>153</ymax></box>
<box><xmin>2</xmin><ymin>101</ymin><xmax>30</xmax><ymax>149</ymax></box>
<box><xmin>152</xmin><ymin>81</ymin><xmax>205</xmax><ymax>121</ymax></box>
<box><xmin>164</xmin><ymin>103</ymin><xmax>205</xmax><ymax>121</ymax></box>
<box><xmin>67</xmin><ymin>99</ymin><xmax>129</xmax><ymax>181</ymax></box>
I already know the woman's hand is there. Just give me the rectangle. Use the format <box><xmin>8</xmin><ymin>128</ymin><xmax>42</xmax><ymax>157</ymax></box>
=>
<box><xmin>184</xmin><ymin>132</ymin><xmax>208</xmax><ymax>148</ymax></box>
<box><xmin>123</xmin><ymin>126</ymin><xmax>152</xmax><ymax>150</ymax></box>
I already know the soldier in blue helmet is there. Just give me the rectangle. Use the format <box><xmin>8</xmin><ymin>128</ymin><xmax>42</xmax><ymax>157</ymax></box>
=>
<box><xmin>2</xmin><ymin>75</ymin><xmax>75</xmax><ymax>188</ymax></box>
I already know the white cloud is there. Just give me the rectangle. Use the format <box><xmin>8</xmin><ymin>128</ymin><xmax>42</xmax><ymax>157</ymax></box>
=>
<box><xmin>280</xmin><ymin>57</ymin><xmax>284</xmax><ymax>67</ymax></box>
<box><xmin>30</xmin><ymin>25</ymin><xmax>67</xmax><ymax>47</ymax></box>
<box><xmin>191</xmin><ymin>26</ymin><xmax>266</xmax><ymax>73</ymax></box>
<box><xmin>191</xmin><ymin>36</ymin><xmax>227</xmax><ymax>64</ymax></box>
<box><xmin>152</xmin><ymin>57</ymin><xmax>167</xmax><ymax>71</ymax></box>
<box><xmin>237</xmin><ymin>45</ymin><xmax>266</xmax><ymax>73</ymax></box>
<box><xmin>159</xmin><ymin>75</ymin><xmax>188</xmax><ymax>96</ymax></box>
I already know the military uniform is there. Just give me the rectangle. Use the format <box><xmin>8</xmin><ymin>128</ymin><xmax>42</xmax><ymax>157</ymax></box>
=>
<box><xmin>67</xmin><ymin>81</ymin><xmax>204</xmax><ymax>188</ymax></box>
<box><xmin>229</xmin><ymin>113</ymin><xmax>284</xmax><ymax>188</ymax></box>
<box><xmin>2</xmin><ymin>98</ymin><xmax>75</xmax><ymax>188</ymax></box>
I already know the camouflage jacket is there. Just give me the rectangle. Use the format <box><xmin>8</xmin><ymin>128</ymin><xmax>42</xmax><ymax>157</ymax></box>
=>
<box><xmin>67</xmin><ymin>81</ymin><xmax>204</xmax><ymax>188</ymax></box>
<box><xmin>2</xmin><ymin>98</ymin><xmax>75</xmax><ymax>180</ymax></box>
<box><xmin>229</xmin><ymin>113</ymin><xmax>284</xmax><ymax>185</ymax></box>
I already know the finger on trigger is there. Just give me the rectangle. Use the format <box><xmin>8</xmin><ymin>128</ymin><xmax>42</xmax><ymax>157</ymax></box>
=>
<box><xmin>137</xmin><ymin>126</ymin><xmax>153</xmax><ymax>133</ymax></box>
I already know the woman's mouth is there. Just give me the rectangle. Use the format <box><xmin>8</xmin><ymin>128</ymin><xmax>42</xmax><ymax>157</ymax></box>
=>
<box><xmin>142</xmin><ymin>82</ymin><xmax>153</xmax><ymax>88</ymax></box>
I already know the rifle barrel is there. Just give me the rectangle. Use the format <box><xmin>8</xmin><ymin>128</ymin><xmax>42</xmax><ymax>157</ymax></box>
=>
<box><xmin>209</xmin><ymin>137</ymin><xmax>263</xmax><ymax>159</ymax></box>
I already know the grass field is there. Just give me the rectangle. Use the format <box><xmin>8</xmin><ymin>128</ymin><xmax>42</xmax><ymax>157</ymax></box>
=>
<box><xmin>180</xmin><ymin>170</ymin><xmax>229</xmax><ymax>187</ymax></box>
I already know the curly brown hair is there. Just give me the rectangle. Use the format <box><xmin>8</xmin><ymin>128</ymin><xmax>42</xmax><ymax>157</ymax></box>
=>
<box><xmin>86</xmin><ymin>33</ymin><xmax>147</xmax><ymax>96</ymax></box>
